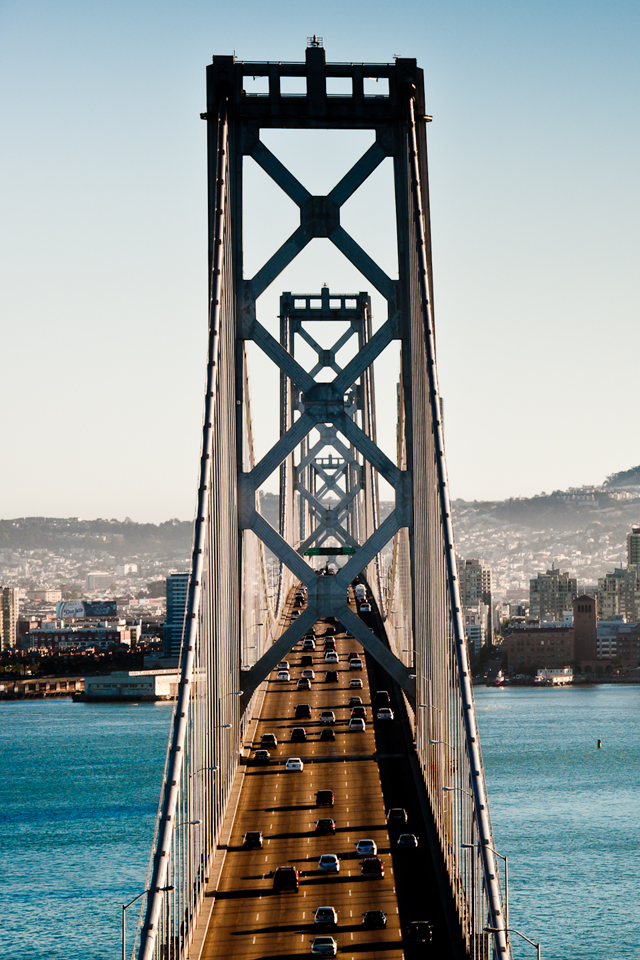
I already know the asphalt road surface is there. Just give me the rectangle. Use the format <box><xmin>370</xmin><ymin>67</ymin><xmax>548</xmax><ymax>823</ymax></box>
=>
<box><xmin>201</xmin><ymin>605</ymin><xmax>406</xmax><ymax>960</ymax></box>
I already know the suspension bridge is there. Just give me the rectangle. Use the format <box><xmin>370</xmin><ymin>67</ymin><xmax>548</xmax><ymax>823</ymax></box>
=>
<box><xmin>134</xmin><ymin>40</ymin><xmax>512</xmax><ymax>960</ymax></box>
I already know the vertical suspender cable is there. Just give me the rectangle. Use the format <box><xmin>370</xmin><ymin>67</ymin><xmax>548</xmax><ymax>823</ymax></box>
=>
<box><xmin>406</xmin><ymin>93</ymin><xmax>510</xmax><ymax>959</ymax></box>
<box><xmin>138</xmin><ymin>97</ymin><xmax>229</xmax><ymax>960</ymax></box>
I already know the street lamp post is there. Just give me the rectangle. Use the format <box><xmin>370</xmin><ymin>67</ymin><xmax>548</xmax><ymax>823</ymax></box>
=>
<box><xmin>464</xmin><ymin>843</ymin><xmax>509</xmax><ymax>933</ymax></box>
<box><xmin>485</xmin><ymin>927</ymin><xmax>540</xmax><ymax>959</ymax></box>
<box><xmin>122</xmin><ymin>886</ymin><xmax>173</xmax><ymax>960</ymax></box>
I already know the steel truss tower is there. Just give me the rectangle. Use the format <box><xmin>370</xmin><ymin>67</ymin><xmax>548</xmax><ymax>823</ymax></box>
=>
<box><xmin>137</xmin><ymin>43</ymin><xmax>511</xmax><ymax>960</ymax></box>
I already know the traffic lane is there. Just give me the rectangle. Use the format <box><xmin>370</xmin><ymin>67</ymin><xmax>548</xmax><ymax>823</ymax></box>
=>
<box><xmin>203</xmin><ymin>629</ymin><xmax>402</xmax><ymax>959</ymax></box>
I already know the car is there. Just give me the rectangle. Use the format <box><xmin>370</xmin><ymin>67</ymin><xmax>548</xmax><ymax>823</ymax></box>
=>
<box><xmin>314</xmin><ymin>906</ymin><xmax>337</xmax><ymax>926</ymax></box>
<box><xmin>253</xmin><ymin>749</ymin><xmax>271</xmax><ymax>763</ymax></box>
<box><xmin>323</xmin><ymin>636</ymin><xmax>336</xmax><ymax>648</ymax></box>
<box><xmin>320</xmin><ymin>727</ymin><xmax>336</xmax><ymax>741</ymax></box>
<box><xmin>345</xmin><ymin>631</ymin><xmax>354</xmax><ymax>639</ymax></box>
<box><xmin>406</xmin><ymin>921</ymin><xmax>433</xmax><ymax>942</ymax></box>
<box><xmin>303</xmin><ymin>638</ymin><xmax>316</xmax><ymax>650</ymax></box>
<box><xmin>316</xmin><ymin>789</ymin><xmax>335</xmax><ymax>807</ymax></box>
<box><xmin>325</xmin><ymin>670</ymin><xmax>339</xmax><ymax>683</ymax></box>
<box><xmin>347</xmin><ymin>651</ymin><xmax>360</xmax><ymax>661</ymax></box>
<box><xmin>318</xmin><ymin>854</ymin><xmax>340</xmax><ymax>873</ymax></box>
<box><xmin>276</xmin><ymin>671</ymin><xmax>290</xmax><ymax>681</ymax></box>
<box><xmin>377</xmin><ymin>707</ymin><xmax>394</xmax><ymax>720</ymax></box>
<box><xmin>362</xmin><ymin>910</ymin><xmax>387</xmax><ymax>929</ymax></box>
<box><xmin>291</xmin><ymin>727</ymin><xmax>307</xmax><ymax>742</ymax></box>
<box><xmin>285</xmin><ymin>757</ymin><xmax>304</xmax><ymax>771</ymax></box>
<box><xmin>348</xmin><ymin>696</ymin><xmax>363</xmax><ymax>707</ymax></box>
<box><xmin>295</xmin><ymin>703</ymin><xmax>312</xmax><ymax>719</ymax></box>
<box><xmin>349</xmin><ymin>658</ymin><xmax>363</xmax><ymax>670</ymax></box>
<box><xmin>386</xmin><ymin>807</ymin><xmax>408</xmax><ymax>825</ymax></box>
<box><xmin>310</xmin><ymin>936</ymin><xmax>337</xmax><ymax>957</ymax></box>
<box><xmin>297</xmin><ymin>678</ymin><xmax>312</xmax><ymax>690</ymax></box>
<box><xmin>273</xmin><ymin>865</ymin><xmax>299</xmax><ymax>892</ymax></box>
<box><xmin>243</xmin><ymin>830</ymin><xmax>263</xmax><ymax>848</ymax></box>
<box><xmin>375</xmin><ymin>690</ymin><xmax>391</xmax><ymax>706</ymax></box>
<box><xmin>315</xmin><ymin>818</ymin><xmax>336</xmax><ymax>834</ymax></box>
<box><xmin>324</xmin><ymin>651</ymin><xmax>339</xmax><ymax>663</ymax></box>
<box><xmin>301</xmin><ymin>668</ymin><xmax>315</xmax><ymax>679</ymax></box>
<box><xmin>355</xmin><ymin>839</ymin><xmax>377</xmax><ymax>856</ymax></box>
<box><xmin>349</xmin><ymin>717</ymin><xmax>365</xmax><ymax>732</ymax></box>
<box><xmin>397</xmin><ymin>833</ymin><xmax>419</xmax><ymax>848</ymax></box>
<box><xmin>359</xmin><ymin>603</ymin><xmax>372</xmax><ymax>613</ymax></box>
<box><xmin>349</xmin><ymin>678</ymin><xmax>363</xmax><ymax>689</ymax></box>
<box><xmin>324</xmin><ymin>625</ymin><xmax>336</xmax><ymax>635</ymax></box>
<box><xmin>277</xmin><ymin>661</ymin><xmax>290</xmax><ymax>671</ymax></box>
<box><xmin>291</xmin><ymin>610</ymin><xmax>300</xmax><ymax>619</ymax></box>
<box><xmin>361</xmin><ymin>857</ymin><xmax>385</xmax><ymax>878</ymax></box>
<box><xmin>261</xmin><ymin>733</ymin><xmax>277</xmax><ymax>748</ymax></box>
<box><xmin>320</xmin><ymin>710</ymin><xmax>336</xmax><ymax>724</ymax></box>
<box><xmin>301</xmin><ymin>654</ymin><xmax>314</xmax><ymax>666</ymax></box>
<box><xmin>350</xmin><ymin>705</ymin><xmax>366</xmax><ymax>719</ymax></box>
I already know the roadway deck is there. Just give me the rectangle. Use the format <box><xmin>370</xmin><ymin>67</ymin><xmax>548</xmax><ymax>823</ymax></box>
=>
<box><xmin>199</xmin><ymin>596</ymin><xmax>460</xmax><ymax>960</ymax></box>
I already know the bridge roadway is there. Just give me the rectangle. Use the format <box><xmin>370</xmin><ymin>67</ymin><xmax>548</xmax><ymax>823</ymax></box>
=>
<box><xmin>200</xmin><ymin>597</ymin><xmax>459</xmax><ymax>960</ymax></box>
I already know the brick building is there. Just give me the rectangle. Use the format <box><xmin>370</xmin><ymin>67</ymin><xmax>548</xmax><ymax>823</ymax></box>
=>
<box><xmin>504</xmin><ymin>625</ymin><xmax>574</xmax><ymax>672</ymax></box>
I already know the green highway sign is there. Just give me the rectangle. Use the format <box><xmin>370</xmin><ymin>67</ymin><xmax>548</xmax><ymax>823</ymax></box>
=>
<box><xmin>304</xmin><ymin>546</ymin><xmax>357</xmax><ymax>556</ymax></box>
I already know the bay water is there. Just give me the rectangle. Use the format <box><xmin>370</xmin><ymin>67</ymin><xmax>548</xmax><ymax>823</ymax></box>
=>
<box><xmin>2</xmin><ymin>687</ymin><xmax>638</xmax><ymax>959</ymax></box>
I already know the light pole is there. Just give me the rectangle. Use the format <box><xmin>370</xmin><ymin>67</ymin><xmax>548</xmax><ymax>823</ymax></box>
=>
<box><xmin>443</xmin><ymin>785</ymin><xmax>473</xmax><ymax>797</ymax></box>
<box><xmin>122</xmin><ymin>886</ymin><xmax>173</xmax><ymax>960</ymax></box>
<box><xmin>464</xmin><ymin>843</ymin><xmax>509</xmax><ymax>932</ymax></box>
<box><xmin>485</xmin><ymin>927</ymin><xmax>540</xmax><ymax>959</ymax></box>
<box><xmin>189</xmin><ymin>765</ymin><xmax>218</xmax><ymax>778</ymax></box>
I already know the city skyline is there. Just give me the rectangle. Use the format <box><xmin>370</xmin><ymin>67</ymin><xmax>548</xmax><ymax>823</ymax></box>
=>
<box><xmin>2</xmin><ymin>2</ymin><xmax>640</xmax><ymax>522</ymax></box>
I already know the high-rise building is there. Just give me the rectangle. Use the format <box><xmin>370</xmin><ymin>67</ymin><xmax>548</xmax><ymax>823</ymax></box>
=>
<box><xmin>1</xmin><ymin>587</ymin><xmax>19</xmax><ymax>650</ymax></box>
<box><xmin>459</xmin><ymin>558</ymin><xmax>492</xmax><ymax>644</ymax></box>
<box><xmin>597</xmin><ymin>567</ymin><xmax>640</xmax><ymax>622</ymax></box>
<box><xmin>463</xmin><ymin>603</ymin><xmax>489</xmax><ymax>655</ymax></box>
<box><xmin>627</xmin><ymin>526</ymin><xmax>640</xmax><ymax>569</ymax></box>
<box><xmin>529</xmin><ymin>566</ymin><xmax>577</xmax><ymax>621</ymax></box>
<box><xmin>165</xmin><ymin>573</ymin><xmax>190</xmax><ymax>658</ymax></box>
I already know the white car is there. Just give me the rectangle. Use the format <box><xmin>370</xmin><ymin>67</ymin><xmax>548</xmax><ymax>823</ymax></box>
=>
<box><xmin>318</xmin><ymin>854</ymin><xmax>340</xmax><ymax>873</ymax></box>
<box><xmin>349</xmin><ymin>717</ymin><xmax>365</xmax><ymax>732</ymax></box>
<box><xmin>276</xmin><ymin>671</ymin><xmax>290</xmax><ymax>681</ymax></box>
<box><xmin>324</xmin><ymin>651</ymin><xmax>339</xmax><ymax>663</ymax></box>
<box><xmin>377</xmin><ymin>707</ymin><xmax>394</xmax><ymax>720</ymax></box>
<box><xmin>311</xmin><ymin>937</ymin><xmax>337</xmax><ymax>957</ymax></box>
<box><xmin>285</xmin><ymin>757</ymin><xmax>304</xmax><ymax>771</ymax></box>
<box><xmin>359</xmin><ymin>603</ymin><xmax>371</xmax><ymax>613</ymax></box>
<box><xmin>349</xmin><ymin>678</ymin><xmax>363</xmax><ymax>689</ymax></box>
<box><xmin>277</xmin><ymin>661</ymin><xmax>290</xmax><ymax>670</ymax></box>
<box><xmin>349</xmin><ymin>658</ymin><xmax>363</xmax><ymax>670</ymax></box>
<box><xmin>314</xmin><ymin>906</ymin><xmax>338</xmax><ymax>926</ymax></box>
<box><xmin>320</xmin><ymin>710</ymin><xmax>336</xmax><ymax>724</ymax></box>
<box><xmin>355</xmin><ymin>839</ymin><xmax>377</xmax><ymax>856</ymax></box>
<box><xmin>301</xmin><ymin>668</ymin><xmax>315</xmax><ymax>679</ymax></box>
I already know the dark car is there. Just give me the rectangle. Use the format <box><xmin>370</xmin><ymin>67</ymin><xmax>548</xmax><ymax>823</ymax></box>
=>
<box><xmin>350</xmin><ymin>705</ymin><xmax>366</xmax><ymax>720</ymax></box>
<box><xmin>361</xmin><ymin>857</ymin><xmax>385</xmax><ymax>878</ymax></box>
<box><xmin>261</xmin><ymin>733</ymin><xmax>277</xmax><ymax>748</ymax></box>
<box><xmin>323</xmin><ymin>638</ymin><xmax>337</xmax><ymax>650</ymax></box>
<box><xmin>363</xmin><ymin>910</ymin><xmax>387</xmax><ymax>928</ymax></box>
<box><xmin>324</xmin><ymin>625</ymin><xmax>336</xmax><ymax>635</ymax></box>
<box><xmin>375</xmin><ymin>690</ymin><xmax>391</xmax><ymax>707</ymax></box>
<box><xmin>297</xmin><ymin>678</ymin><xmax>312</xmax><ymax>691</ymax></box>
<box><xmin>320</xmin><ymin>727</ymin><xmax>336</xmax><ymax>741</ymax></box>
<box><xmin>315</xmin><ymin>818</ymin><xmax>336</xmax><ymax>834</ymax></box>
<box><xmin>406</xmin><ymin>921</ymin><xmax>433</xmax><ymax>942</ymax></box>
<box><xmin>387</xmin><ymin>807</ymin><xmax>408</xmax><ymax>826</ymax></box>
<box><xmin>347</xmin><ymin>651</ymin><xmax>360</xmax><ymax>661</ymax></box>
<box><xmin>273</xmin><ymin>866</ymin><xmax>299</xmax><ymax>892</ymax></box>
<box><xmin>295</xmin><ymin>703</ymin><xmax>312</xmax><ymax>719</ymax></box>
<box><xmin>348</xmin><ymin>696</ymin><xmax>363</xmax><ymax>707</ymax></box>
<box><xmin>316</xmin><ymin>789</ymin><xmax>335</xmax><ymax>807</ymax></box>
<box><xmin>291</xmin><ymin>727</ymin><xmax>307</xmax><ymax>742</ymax></box>
<box><xmin>301</xmin><ymin>654</ymin><xmax>314</xmax><ymax>667</ymax></box>
<box><xmin>253</xmin><ymin>749</ymin><xmax>271</xmax><ymax>763</ymax></box>
<box><xmin>325</xmin><ymin>670</ymin><xmax>339</xmax><ymax>683</ymax></box>
<box><xmin>243</xmin><ymin>830</ymin><xmax>263</xmax><ymax>849</ymax></box>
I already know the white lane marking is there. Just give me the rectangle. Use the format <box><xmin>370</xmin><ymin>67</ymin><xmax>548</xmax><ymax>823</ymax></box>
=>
<box><xmin>302</xmin><ymin>912</ymin><xmax>306</xmax><ymax>919</ymax></box>
<box><xmin>349</xmin><ymin>910</ymin><xmax>352</xmax><ymax>917</ymax></box>
<box><xmin>351</xmin><ymin>933</ymin><xmax>354</xmax><ymax>940</ymax></box>
<box><xmin>267</xmin><ymin>839</ymin><xmax>270</xmax><ymax>845</ymax></box>
<box><xmin>252</xmin><ymin>937</ymin><xmax>256</xmax><ymax>944</ymax></box>
<box><xmin>255</xmin><ymin>913</ymin><xmax>260</xmax><ymax>921</ymax></box>
<box><xmin>264</xmin><ymin>855</ymin><xmax>268</xmax><ymax>861</ymax></box>
<box><xmin>396</xmin><ymin>907</ymin><xmax>399</xmax><ymax>914</ymax></box>
<box><xmin>303</xmin><ymin>890</ymin><xmax>307</xmax><ymax>898</ymax></box>
<box><xmin>346</xmin><ymin>807</ymin><xmax>349</xmax><ymax>813</ymax></box>
<box><xmin>301</xmin><ymin>935</ymin><xmax>305</xmax><ymax>942</ymax></box>
<box><xmin>348</xmin><ymin>889</ymin><xmax>352</xmax><ymax>896</ymax></box>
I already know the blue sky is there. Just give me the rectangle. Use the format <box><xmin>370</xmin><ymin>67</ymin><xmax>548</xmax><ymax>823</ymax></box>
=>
<box><xmin>1</xmin><ymin>1</ymin><xmax>639</xmax><ymax>522</ymax></box>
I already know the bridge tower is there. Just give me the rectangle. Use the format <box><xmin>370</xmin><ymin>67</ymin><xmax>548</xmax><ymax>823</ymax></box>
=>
<box><xmin>137</xmin><ymin>42</ymin><xmax>510</xmax><ymax>960</ymax></box>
